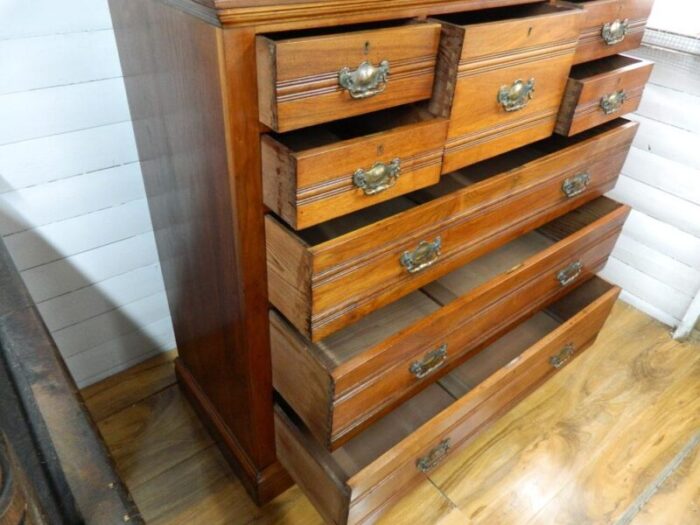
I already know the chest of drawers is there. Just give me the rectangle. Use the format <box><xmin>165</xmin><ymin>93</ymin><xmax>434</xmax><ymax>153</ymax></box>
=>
<box><xmin>110</xmin><ymin>0</ymin><xmax>654</xmax><ymax>521</ymax></box>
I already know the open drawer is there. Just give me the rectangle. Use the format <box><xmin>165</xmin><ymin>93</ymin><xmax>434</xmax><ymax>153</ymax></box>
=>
<box><xmin>558</xmin><ymin>0</ymin><xmax>655</xmax><ymax>65</ymax></box>
<box><xmin>276</xmin><ymin>276</ymin><xmax>621</xmax><ymax>525</ymax></box>
<box><xmin>556</xmin><ymin>54</ymin><xmax>653</xmax><ymax>136</ymax></box>
<box><xmin>256</xmin><ymin>21</ymin><xmax>441</xmax><ymax>132</ymax></box>
<box><xmin>272</xmin><ymin>196</ymin><xmax>630</xmax><ymax>448</ymax></box>
<box><xmin>262</xmin><ymin>105</ymin><xmax>448</xmax><ymax>230</ymax></box>
<box><xmin>266</xmin><ymin>118</ymin><xmax>637</xmax><ymax>342</ymax></box>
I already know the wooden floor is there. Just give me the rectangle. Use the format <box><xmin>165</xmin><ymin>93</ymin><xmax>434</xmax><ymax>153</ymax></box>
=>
<box><xmin>81</xmin><ymin>302</ymin><xmax>700</xmax><ymax>525</ymax></box>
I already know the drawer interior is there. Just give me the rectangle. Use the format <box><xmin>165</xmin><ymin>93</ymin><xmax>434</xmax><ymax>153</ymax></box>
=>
<box><xmin>315</xmin><ymin>196</ymin><xmax>622</xmax><ymax>366</ymax></box>
<box><xmin>434</xmin><ymin>2</ymin><xmax>569</xmax><ymax>25</ymax></box>
<box><xmin>568</xmin><ymin>54</ymin><xmax>646</xmax><ymax>80</ymax></box>
<box><xmin>320</xmin><ymin>275</ymin><xmax>614</xmax><ymax>477</ymax></box>
<box><xmin>266</xmin><ymin>104</ymin><xmax>438</xmax><ymax>152</ymax></box>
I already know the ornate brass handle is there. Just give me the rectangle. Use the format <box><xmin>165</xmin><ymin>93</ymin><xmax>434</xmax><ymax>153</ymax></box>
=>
<box><xmin>416</xmin><ymin>438</ymin><xmax>451</xmax><ymax>473</ymax></box>
<box><xmin>600</xmin><ymin>90</ymin><xmax>627</xmax><ymax>115</ymax></box>
<box><xmin>338</xmin><ymin>60</ymin><xmax>390</xmax><ymax>99</ymax></box>
<box><xmin>562</xmin><ymin>172</ymin><xmax>591</xmax><ymax>198</ymax></box>
<box><xmin>353</xmin><ymin>158</ymin><xmax>401</xmax><ymax>195</ymax></box>
<box><xmin>400</xmin><ymin>237</ymin><xmax>441</xmax><ymax>274</ymax></box>
<box><xmin>409</xmin><ymin>344</ymin><xmax>448</xmax><ymax>379</ymax></box>
<box><xmin>498</xmin><ymin>78</ymin><xmax>535</xmax><ymax>112</ymax></box>
<box><xmin>601</xmin><ymin>19</ymin><xmax>630</xmax><ymax>45</ymax></box>
<box><xmin>557</xmin><ymin>261</ymin><xmax>583</xmax><ymax>287</ymax></box>
<box><xmin>550</xmin><ymin>344</ymin><xmax>575</xmax><ymax>369</ymax></box>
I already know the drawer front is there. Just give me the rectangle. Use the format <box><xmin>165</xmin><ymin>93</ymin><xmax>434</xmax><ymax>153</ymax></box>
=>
<box><xmin>557</xmin><ymin>56</ymin><xmax>654</xmax><ymax>136</ymax></box>
<box><xmin>272</xmin><ymin>200</ymin><xmax>629</xmax><ymax>447</ymax></box>
<box><xmin>444</xmin><ymin>51</ymin><xmax>574</xmax><ymax>172</ymax></box>
<box><xmin>433</xmin><ymin>7</ymin><xmax>583</xmax><ymax>172</ymax></box>
<box><xmin>275</xmin><ymin>282</ymin><xmax>621</xmax><ymax>525</ymax></box>
<box><xmin>261</xmin><ymin>118</ymin><xmax>448</xmax><ymax>230</ymax></box>
<box><xmin>567</xmin><ymin>0</ymin><xmax>655</xmax><ymax>64</ymax></box>
<box><xmin>266</xmin><ymin>120</ymin><xmax>637</xmax><ymax>342</ymax></box>
<box><xmin>256</xmin><ymin>24</ymin><xmax>441</xmax><ymax>132</ymax></box>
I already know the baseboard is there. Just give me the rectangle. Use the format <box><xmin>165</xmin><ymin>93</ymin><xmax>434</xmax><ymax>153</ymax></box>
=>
<box><xmin>174</xmin><ymin>358</ymin><xmax>292</xmax><ymax>505</ymax></box>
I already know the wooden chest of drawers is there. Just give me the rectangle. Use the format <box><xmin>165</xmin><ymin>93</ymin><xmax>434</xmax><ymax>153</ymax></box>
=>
<box><xmin>110</xmin><ymin>0</ymin><xmax>654</xmax><ymax>520</ymax></box>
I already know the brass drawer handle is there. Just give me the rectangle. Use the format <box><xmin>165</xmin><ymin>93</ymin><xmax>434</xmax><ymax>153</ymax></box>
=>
<box><xmin>601</xmin><ymin>19</ymin><xmax>630</xmax><ymax>45</ymax></box>
<box><xmin>353</xmin><ymin>158</ymin><xmax>401</xmax><ymax>195</ymax></box>
<box><xmin>557</xmin><ymin>260</ymin><xmax>583</xmax><ymax>287</ymax></box>
<box><xmin>416</xmin><ymin>438</ymin><xmax>451</xmax><ymax>473</ymax></box>
<box><xmin>400</xmin><ymin>237</ymin><xmax>441</xmax><ymax>274</ymax></box>
<box><xmin>562</xmin><ymin>172</ymin><xmax>591</xmax><ymax>198</ymax></box>
<box><xmin>338</xmin><ymin>60</ymin><xmax>390</xmax><ymax>99</ymax></box>
<box><xmin>410</xmin><ymin>344</ymin><xmax>448</xmax><ymax>379</ymax></box>
<box><xmin>498</xmin><ymin>78</ymin><xmax>535</xmax><ymax>112</ymax></box>
<box><xmin>600</xmin><ymin>90</ymin><xmax>628</xmax><ymax>115</ymax></box>
<box><xmin>550</xmin><ymin>343</ymin><xmax>575</xmax><ymax>369</ymax></box>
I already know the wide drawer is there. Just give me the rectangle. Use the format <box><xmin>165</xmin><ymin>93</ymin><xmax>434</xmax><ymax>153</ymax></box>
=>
<box><xmin>556</xmin><ymin>54</ymin><xmax>653</xmax><ymax>136</ymax></box>
<box><xmin>262</xmin><ymin>106</ymin><xmax>448</xmax><ymax>230</ymax></box>
<box><xmin>560</xmin><ymin>0</ymin><xmax>655</xmax><ymax>64</ymax></box>
<box><xmin>266</xmin><ymin>118</ymin><xmax>638</xmax><ymax>342</ymax></box>
<box><xmin>256</xmin><ymin>22</ymin><xmax>441</xmax><ymax>132</ymax></box>
<box><xmin>272</xmin><ymin>196</ymin><xmax>630</xmax><ymax>448</ymax></box>
<box><xmin>429</xmin><ymin>4</ymin><xmax>584</xmax><ymax>172</ymax></box>
<box><xmin>276</xmin><ymin>276</ymin><xmax>621</xmax><ymax>525</ymax></box>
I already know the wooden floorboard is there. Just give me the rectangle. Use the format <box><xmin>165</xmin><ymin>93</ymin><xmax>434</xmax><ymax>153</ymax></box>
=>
<box><xmin>84</xmin><ymin>302</ymin><xmax>700</xmax><ymax>524</ymax></box>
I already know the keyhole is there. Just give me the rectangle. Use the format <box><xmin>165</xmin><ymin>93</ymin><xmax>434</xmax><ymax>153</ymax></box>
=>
<box><xmin>377</xmin><ymin>144</ymin><xmax>384</xmax><ymax>155</ymax></box>
<box><xmin>364</xmin><ymin>41</ymin><xmax>371</xmax><ymax>55</ymax></box>
<box><xmin>527</xmin><ymin>27</ymin><xmax>533</xmax><ymax>37</ymax></box>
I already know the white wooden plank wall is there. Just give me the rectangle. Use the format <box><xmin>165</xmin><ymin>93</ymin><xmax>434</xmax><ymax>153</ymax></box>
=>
<box><xmin>0</xmin><ymin>0</ymin><xmax>175</xmax><ymax>387</ymax></box>
<box><xmin>600</xmin><ymin>34</ymin><xmax>700</xmax><ymax>333</ymax></box>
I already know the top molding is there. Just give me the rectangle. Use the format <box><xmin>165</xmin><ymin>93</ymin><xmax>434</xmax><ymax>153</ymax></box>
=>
<box><xmin>180</xmin><ymin>0</ymin><xmax>545</xmax><ymax>31</ymax></box>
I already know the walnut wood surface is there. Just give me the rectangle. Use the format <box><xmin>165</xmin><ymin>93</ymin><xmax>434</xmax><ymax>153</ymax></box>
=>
<box><xmin>433</xmin><ymin>4</ymin><xmax>583</xmax><ymax>172</ymax></box>
<box><xmin>262</xmin><ymin>111</ymin><xmax>448</xmax><ymax>229</ymax></box>
<box><xmin>556</xmin><ymin>54</ymin><xmax>654</xmax><ymax>136</ymax></box>
<box><xmin>266</xmin><ymin>119</ymin><xmax>637</xmax><ymax>342</ymax></box>
<box><xmin>559</xmin><ymin>0</ymin><xmax>655</xmax><ymax>65</ymax></box>
<box><xmin>109</xmin><ymin>0</ymin><xmax>290</xmax><ymax>503</ymax></box>
<box><xmin>215</xmin><ymin>0</ymin><xmax>545</xmax><ymax>31</ymax></box>
<box><xmin>256</xmin><ymin>23</ymin><xmax>441</xmax><ymax>132</ymax></box>
<box><xmin>275</xmin><ymin>276</ymin><xmax>620</xmax><ymax>524</ymax></box>
<box><xmin>271</xmin><ymin>197</ymin><xmax>629</xmax><ymax>448</ymax></box>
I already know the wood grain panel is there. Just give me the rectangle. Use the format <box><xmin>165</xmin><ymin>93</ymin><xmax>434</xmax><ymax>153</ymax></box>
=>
<box><xmin>556</xmin><ymin>54</ymin><xmax>653</xmax><ymax>136</ymax></box>
<box><xmin>435</xmin><ymin>4</ymin><xmax>582</xmax><ymax>171</ymax></box>
<box><xmin>560</xmin><ymin>0</ymin><xmax>656</xmax><ymax>65</ymax></box>
<box><xmin>262</xmin><ymin>112</ymin><xmax>448</xmax><ymax>229</ymax></box>
<box><xmin>256</xmin><ymin>23</ymin><xmax>440</xmax><ymax>131</ymax></box>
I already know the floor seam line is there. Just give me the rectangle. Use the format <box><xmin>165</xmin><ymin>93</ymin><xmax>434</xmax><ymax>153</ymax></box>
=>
<box><xmin>613</xmin><ymin>428</ymin><xmax>700</xmax><ymax>525</ymax></box>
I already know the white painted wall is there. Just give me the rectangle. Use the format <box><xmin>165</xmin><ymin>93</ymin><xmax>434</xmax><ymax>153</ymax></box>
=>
<box><xmin>599</xmin><ymin>4</ymin><xmax>700</xmax><ymax>334</ymax></box>
<box><xmin>0</xmin><ymin>0</ymin><xmax>175</xmax><ymax>387</ymax></box>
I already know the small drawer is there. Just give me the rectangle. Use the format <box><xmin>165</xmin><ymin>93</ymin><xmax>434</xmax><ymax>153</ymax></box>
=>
<box><xmin>266</xmin><ymin>118</ymin><xmax>637</xmax><ymax>342</ymax></box>
<box><xmin>429</xmin><ymin>4</ymin><xmax>584</xmax><ymax>172</ymax></box>
<box><xmin>556</xmin><ymin>55</ymin><xmax>653</xmax><ymax>136</ymax></box>
<box><xmin>276</xmin><ymin>275</ymin><xmax>621</xmax><ymax>525</ymax></box>
<box><xmin>262</xmin><ymin>106</ymin><xmax>448</xmax><ymax>230</ymax></box>
<box><xmin>256</xmin><ymin>22</ymin><xmax>441</xmax><ymax>132</ymax></box>
<box><xmin>272</xmin><ymin>196</ymin><xmax>630</xmax><ymax>448</ymax></box>
<box><xmin>559</xmin><ymin>0</ymin><xmax>655</xmax><ymax>64</ymax></box>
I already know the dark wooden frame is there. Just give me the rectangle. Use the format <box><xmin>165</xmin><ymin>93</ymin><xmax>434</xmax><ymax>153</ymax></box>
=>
<box><xmin>0</xmin><ymin>239</ymin><xmax>142</xmax><ymax>524</ymax></box>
